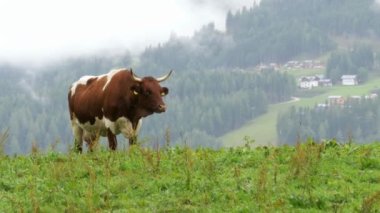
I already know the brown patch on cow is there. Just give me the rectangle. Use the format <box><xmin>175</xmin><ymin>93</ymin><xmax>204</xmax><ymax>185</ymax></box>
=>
<box><xmin>86</xmin><ymin>77</ymin><xmax>97</xmax><ymax>85</ymax></box>
<box><xmin>70</xmin><ymin>76</ymin><xmax>108</xmax><ymax>125</ymax></box>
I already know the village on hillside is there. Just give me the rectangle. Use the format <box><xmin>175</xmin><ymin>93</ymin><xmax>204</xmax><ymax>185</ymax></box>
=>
<box><xmin>316</xmin><ymin>93</ymin><xmax>378</xmax><ymax>109</ymax></box>
<box><xmin>255</xmin><ymin>59</ymin><xmax>360</xmax><ymax>89</ymax></box>
<box><xmin>256</xmin><ymin>59</ymin><xmax>325</xmax><ymax>71</ymax></box>
<box><xmin>256</xmin><ymin>59</ymin><xmax>379</xmax><ymax>109</ymax></box>
<box><xmin>298</xmin><ymin>74</ymin><xmax>360</xmax><ymax>89</ymax></box>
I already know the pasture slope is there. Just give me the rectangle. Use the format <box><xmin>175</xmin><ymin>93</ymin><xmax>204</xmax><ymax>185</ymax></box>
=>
<box><xmin>220</xmin><ymin>76</ymin><xmax>380</xmax><ymax>147</ymax></box>
<box><xmin>1</xmin><ymin>141</ymin><xmax>380</xmax><ymax>212</ymax></box>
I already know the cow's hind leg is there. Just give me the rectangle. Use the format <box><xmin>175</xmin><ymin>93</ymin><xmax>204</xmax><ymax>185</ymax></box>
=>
<box><xmin>71</xmin><ymin>121</ymin><xmax>83</xmax><ymax>153</ymax></box>
<box><xmin>107</xmin><ymin>129</ymin><xmax>117</xmax><ymax>150</ymax></box>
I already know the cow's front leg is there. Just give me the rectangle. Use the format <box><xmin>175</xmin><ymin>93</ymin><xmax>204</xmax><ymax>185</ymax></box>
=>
<box><xmin>84</xmin><ymin>132</ymin><xmax>100</xmax><ymax>152</ymax></box>
<box><xmin>129</xmin><ymin>135</ymin><xmax>137</xmax><ymax>146</ymax></box>
<box><xmin>107</xmin><ymin>129</ymin><xmax>117</xmax><ymax>150</ymax></box>
<box><xmin>128</xmin><ymin>119</ymin><xmax>142</xmax><ymax>146</ymax></box>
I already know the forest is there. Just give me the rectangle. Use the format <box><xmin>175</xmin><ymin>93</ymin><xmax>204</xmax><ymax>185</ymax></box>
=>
<box><xmin>1</xmin><ymin>0</ymin><xmax>380</xmax><ymax>153</ymax></box>
<box><xmin>277</xmin><ymin>97</ymin><xmax>380</xmax><ymax>144</ymax></box>
<box><xmin>326</xmin><ymin>44</ymin><xmax>376</xmax><ymax>83</ymax></box>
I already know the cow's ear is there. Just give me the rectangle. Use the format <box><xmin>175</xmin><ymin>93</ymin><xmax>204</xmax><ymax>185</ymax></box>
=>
<box><xmin>131</xmin><ymin>85</ymin><xmax>141</xmax><ymax>96</ymax></box>
<box><xmin>161</xmin><ymin>87</ymin><xmax>169</xmax><ymax>96</ymax></box>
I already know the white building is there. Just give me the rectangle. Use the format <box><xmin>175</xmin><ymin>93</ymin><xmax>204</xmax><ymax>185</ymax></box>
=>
<box><xmin>341</xmin><ymin>75</ymin><xmax>358</xmax><ymax>86</ymax></box>
<box><xmin>299</xmin><ymin>76</ymin><xmax>319</xmax><ymax>89</ymax></box>
<box><xmin>319</xmin><ymin>79</ymin><xmax>332</xmax><ymax>87</ymax></box>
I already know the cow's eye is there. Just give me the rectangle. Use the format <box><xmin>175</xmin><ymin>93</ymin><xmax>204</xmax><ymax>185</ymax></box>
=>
<box><xmin>161</xmin><ymin>92</ymin><xmax>166</xmax><ymax>96</ymax></box>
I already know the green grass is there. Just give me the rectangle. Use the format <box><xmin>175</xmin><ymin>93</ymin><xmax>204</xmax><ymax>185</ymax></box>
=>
<box><xmin>221</xmin><ymin>77</ymin><xmax>380</xmax><ymax>147</ymax></box>
<box><xmin>1</xmin><ymin>142</ymin><xmax>380</xmax><ymax>211</ymax></box>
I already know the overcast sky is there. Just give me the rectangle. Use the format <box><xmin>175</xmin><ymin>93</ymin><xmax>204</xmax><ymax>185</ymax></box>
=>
<box><xmin>0</xmin><ymin>0</ymin><xmax>254</xmax><ymax>65</ymax></box>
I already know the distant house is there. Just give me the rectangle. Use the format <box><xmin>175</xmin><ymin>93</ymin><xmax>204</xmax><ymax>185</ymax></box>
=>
<box><xmin>284</xmin><ymin>60</ymin><xmax>325</xmax><ymax>70</ymax></box>
<box><xmin>257</xmin><ymin>62</ymin><xmax>279</xmax><ymax>71</ymax></box>
<box><xmin>319</xmin><ymin>79</ymin><xmax>332</xmax><ymax>87</ymax></box>
<box><xmin>299</xmin><ymin>75</ymin><xmax>332</xmax><ymax>89</ymax></box>
<box><xmin>341</xmin><ymin>75</ymin><xmax>358</xmax><ymax>86</ymax></box>
<box><xmin>319</xmin><ymin>93</ymin><xmax>378</xmax><ymax>109</ymax></box>
<box><xmin>328</xmin><ymin>95</ymin><xmax>345</xmax><ymax>106</ymax></box>
<box><xmin>299</xmin><ymin>76</ymin><xmax>319</xmax><ymax>89</ymax></box>
<box><xmin>365</xmin><ymin>93</ymin><xmax>378</xmax><ymax>99</ymax></box>
<box><xmin>317</xmin><ymin>103</ymin><xmax>328</xmax><ymax>108</ymax></box>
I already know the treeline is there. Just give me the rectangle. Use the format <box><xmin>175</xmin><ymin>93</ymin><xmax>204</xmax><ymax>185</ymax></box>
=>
<box><xmin>326</xmin><ymin>44</ymin><xmax>376</xmax><ymax>83</ymax></box>
<box><xmin>277</xmin><ymin>97</ymin><xmax>380</xmax><ymax>145</ymax></box>
<box><xmin>139</xmin><ymin>23</ymin><xmax>232</xmax><ymax>74</ymax></box>
<box><xmin>138</xmin><ymin>0</ymin><xmax>380</xmax><ymax>73</ymax></box>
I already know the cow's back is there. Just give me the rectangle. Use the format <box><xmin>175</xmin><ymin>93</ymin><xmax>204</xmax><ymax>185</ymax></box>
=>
<box><xmin>68</xmin><ymin>75</ymin><xmax>107</xmax><ymax>124</ymax></box>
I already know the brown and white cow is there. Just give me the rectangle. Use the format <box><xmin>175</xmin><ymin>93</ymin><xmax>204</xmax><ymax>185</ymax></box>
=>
<box><xmin>68</xmin><ymin>68</ymin><xmax>172</xmax><ymax>152</ymax></box>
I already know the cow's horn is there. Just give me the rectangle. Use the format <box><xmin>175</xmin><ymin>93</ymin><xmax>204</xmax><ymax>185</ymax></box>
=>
<box><xmin>131</xmin><ymin>71</ymin><xmax>142</xmax><ymax>82</ymax></box>
<box><xmin>156</xmin><ymin>70</ymin><xmax>173</xmax><ymax>82</ymax></box>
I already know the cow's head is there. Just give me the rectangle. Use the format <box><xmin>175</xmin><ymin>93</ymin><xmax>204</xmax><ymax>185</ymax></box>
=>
<box><xmin>131</xmin><ymin>70</ymin><xmax>172</xmax><ymax>114</ymax></box>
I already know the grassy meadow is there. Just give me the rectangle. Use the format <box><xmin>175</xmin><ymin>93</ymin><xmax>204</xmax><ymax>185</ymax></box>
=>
<box><xmin>1</xmin><ymin>141</ymin><xmax>380</xmax><ymax>212</ymax></box>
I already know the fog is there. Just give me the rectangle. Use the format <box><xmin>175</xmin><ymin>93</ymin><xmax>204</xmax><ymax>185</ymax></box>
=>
<box><xmin>0</xmin><ymin>0</ymin><xmax>255</xmax><ymax>65</ymax></box>
<box><xmin>375</xmin><ymin>0</ymin><xmax>380</xmax><ymax>9</ymax></box>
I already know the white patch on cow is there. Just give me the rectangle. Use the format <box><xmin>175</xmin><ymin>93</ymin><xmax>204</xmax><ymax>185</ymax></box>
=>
<box><xmin>70</xmin><ymin>75</ymin><xmax>96</xmax><ymax>97</ymax></box>
<box><xmin>75</xmin><ymin>117</ymin><xmax>108</xmax><ymax>138</ymax></box>
<box><xmin>102</xmin><ymin>68</ymin><xmax>126</xmax><ymax>91</ymax></box>
<box><xmin>70</xmin><ymin>68</ymin><xmax>126</xmax><ymax>96</ymax></box>
<box><xmin>117</xmin><ymin>117</ymin><xmax>142</xmax><ymax>139</ymax></box>
<box><xmin>104</xmin><ymin>117</ymin><xmax>142</xmax><ymax>139</ymax></box>
<box><xmin>72</xmin><ymin>115</ymin><xmax>142</xmax><ymax>142</ymax></box>
<box><xmin>136</xmin><ymin>119</ymin><xmax>142</xmax><ymax>133</ymax></box>
<box><xmin>104</xmin><ymin>117</ymin><xmax>116</xmax><ymax>134</ymax></box>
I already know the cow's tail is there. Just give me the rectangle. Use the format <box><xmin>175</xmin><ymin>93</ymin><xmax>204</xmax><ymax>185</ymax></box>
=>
<box><xmin>68</xmin><ymin>89</ymin><xmax>74</xmax><ymax>120</ymax></box>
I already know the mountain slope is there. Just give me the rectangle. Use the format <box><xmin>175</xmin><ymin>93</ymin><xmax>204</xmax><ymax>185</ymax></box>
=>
<box><xmin>221</xmin><ymin>76</ymin><xmax>380</xmax><ymax>146</ymax></box>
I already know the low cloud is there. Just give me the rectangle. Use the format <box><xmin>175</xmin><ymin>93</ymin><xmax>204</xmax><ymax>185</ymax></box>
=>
<box><xmin>18</xmin><ymin>78</ymin><xmax>48</xmax><ymax>103</ymax></box>
<box><xmin>373</xmin><ymin>0</ymin><xmax>380</xmax><ymax>10</ymax></box>
<box><xmin>0</xmin><ymin>0</ymin><xmax>253</xmax><ymax>66</ymax></box>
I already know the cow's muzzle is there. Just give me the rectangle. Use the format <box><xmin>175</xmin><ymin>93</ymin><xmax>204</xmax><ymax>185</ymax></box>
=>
<box><xmin>156</xmin><ymin>104</ymin><xmax>166</xmax><ymax>113</ymax></box>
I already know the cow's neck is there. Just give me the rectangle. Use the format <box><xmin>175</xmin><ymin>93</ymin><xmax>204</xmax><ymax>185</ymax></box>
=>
<box><xmin>126</xmin><ymin>107</ymin><xmax>152</xmax><ymax>129</ymax></box>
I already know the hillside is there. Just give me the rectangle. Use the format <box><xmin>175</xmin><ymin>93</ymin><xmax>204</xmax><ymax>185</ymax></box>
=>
<box><xmin>1</xmin><ymin>142</ymin><xmax>380</xmax><ymax>211</ymax></box>
<box><xmin>221</xmin><ymin>75</ymin><xmax>380</xmax><ymax>147</ymax></box>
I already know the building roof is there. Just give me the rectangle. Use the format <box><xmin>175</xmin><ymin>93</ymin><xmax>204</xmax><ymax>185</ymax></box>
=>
<box><xmin>341</xmin><ymin>75</ymin><xmax>357</xmax><ymax>79</ymax></box>
<box><xmin>328</xmin><ymin>95</ymin><xmax>342</xmax><ymax>99</ymax></box>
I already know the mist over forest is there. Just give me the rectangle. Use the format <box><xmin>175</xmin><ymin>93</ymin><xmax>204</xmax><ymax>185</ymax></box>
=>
<box><xmin>1</xmin><ymin>0</ymin><xmax>380</xmax><ymax>154</ymax></box>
